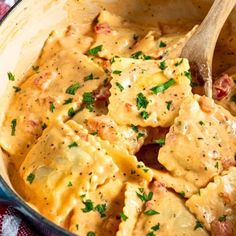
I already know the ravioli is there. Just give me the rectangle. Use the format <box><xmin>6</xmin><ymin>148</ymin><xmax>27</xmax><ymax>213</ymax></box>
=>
<box><xmin>133</xmin><ymin>181</ymin><xmax>208</xmax><ymax>236</ymax></box>
<box><xmin>108</xmin><ymin>57</ymin><xmax>192</xmax><ymax>127</ymax></box>
<box><xmin>0</xmin><ymin>49</ymin><xmax>107</xmax><ymax>162</ymax></box>
<box><xmin>20</xmin><ymin>120</ymin><xmax>119</xmax><ymax>225</ymax></box>
<box><xmin>186</xmin><ymin>167</ymin><xmax>236</xmax><ymax>234</ymax></box>
<box><xmin>158</xmin><ymin>95</ymin><xmax>236</xmax><ymax>196</ymax></box>
<box><xmin>90</xmin><ymin>10</ymin><xmax>161</xmax><ymax>59</ymax></box>
<box><xmin>131</xmin><ymin>25</ymin><xmax>198</xmax><ymax>60</ymax></box>
<box><xmin>73</xmin><ymin>109</ymin><xmax>147</xmax><ymax>154</ymax></box>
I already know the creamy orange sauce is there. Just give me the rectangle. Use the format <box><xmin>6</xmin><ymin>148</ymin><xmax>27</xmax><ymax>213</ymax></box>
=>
<box><xmin>0</xmin><ymin>1</ymin><xmax>236</xmax><ymax>236</ymax></box>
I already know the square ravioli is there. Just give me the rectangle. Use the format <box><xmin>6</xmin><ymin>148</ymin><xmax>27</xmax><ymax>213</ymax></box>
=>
<box><xmin>108</xmin><ymin>57</ymin><xmax>192</xmax><ymax>127</ymax></box>
<box><xmin>90</xmin><ymin>10</ymin><xmax>161</xmax><ymax>59</ymax></box>
<box><xmin>186</xmin><ymin>167</ymin><xmax>236</xmax><ymax>235</ymax></box>
<box><xmin>158</xmin><ymin>95</ymin><xmax>236</xmax><ymax>196</ymax></box>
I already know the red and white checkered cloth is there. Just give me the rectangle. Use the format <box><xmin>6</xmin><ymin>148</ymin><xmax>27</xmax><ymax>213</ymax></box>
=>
<box><xmin>0</xmin><ymin>0</ymin><xmax>17</xmax><ymax>19</ymax></box>
<box><xmin>0</xmin><ymin>205</ymin><xmax>36</xmax><ymax>235</ymax></box>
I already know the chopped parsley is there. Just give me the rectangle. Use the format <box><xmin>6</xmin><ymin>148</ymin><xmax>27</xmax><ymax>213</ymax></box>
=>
<box><xmin>112</xmin><ymin>70</ymin><xmax>122</xmax><ymax>75</ymax></box>
<box><xmin>66</xmin><ymin>83</ymin><xmax>80</xmax><ymax>95</ymax></box>
<box><xmin>84</xmin><ymin>73</ymin><xmax>94</xmax><ymax>81</ymax></box>
<box><xmin>50</xmin><ymin>103</ymin><xmax>55</xmax><ymax>113</ymax></box>
<box><xmin>194</xmin><ymin>220</ymin><xmax>204</xmax><ymax>230</ymax></box>
<box><xmin>90</xmin><ymin>131</ymin><xmax>98</xmax><ymax>136</ymax></box>
<box><xmin>32</xmin><ymin>65</ymin><xmax>40</xmax><ymax>73</ymax></box>
<box><xmin>159</xmin><ymin>41</ymin><xmax>167</xmax><ymax>48</ymax></box>
<box><xmin>68</xmin><ymin>142</ymin><xmax>78</xmax><ymax>148</ymax></box>
<box><xmin>131</xmin><ymin>124</ymin><xmax>139</xmax><ymax>133</ymax></box>
<box><xmin>144</xmin><ymin>210</ymin><xmax>160</xmax><ymax>216</ymax></box>
<box><xmin>175</xmin><ymin>59</ymin><xmax>183</xmax><ymax>67</ymax></box>
<box><xmin>26</xmin><ymin>173</ymin><xmax>35</xmax><ymax>184</ymax></box>
<box><xmin>136</xmin><ymin>93</ymin><xmax>149</xmax><ymax>110</ymax></box>
<box><xmin>184</xmin><ymin>71</ymin><xmax>192</xmax><ymax>80</ymax></box>
<box><xmin>151</xmin><ymin>79</ymin><xmax>175</xmax><ymax>94</ymax></box>
<box><xmin>11</xmin><ymin>119</ymin><xmax>17</xmax><ymax>136</ymax></box>
<box><xmin>68</xmin><ymin>107</ymin><xmax>76</xmax><ymax>117</ymax></box>
<box><xmin>82</xmin><ymin>199</ymin><xmax>94</xmax><ymax>213</ymax></box>
<box><xmin>110</xmin><ymin>56</ymin><xmax>119</xmax><ymax>64</ymax></box>
<box><xmin>119</xmin><ymin>212</ymin><xmax>128</xmax><ymax>221</ymax></box>
<box><xmin>131</xmin><ymin>51</ymin><xmax>151</xmax><ymax>60</ymax></box>
<box><xmin>179</xmin><ymin>191</ymin><xmax>185</xmax><ymax>197</ymax></box>
<box><xmin>13</xmin><ymin>86</ymin><xmax>21</xmax><ymax>93</ymax></box>
<box><xmin>63</xmin><ymin>98</ymin><xmax>73</xmax><ymax>105</ymax></box>
<box><xmin>146</xmin><ymin>232</ymin><xmax>155</xmax><ymax>236</ymax></box>
<box><xmin>137</xmin><ymin>132</ymin><xmax>145</xmax><ymax>139</ymax></box>
<box><xmin>87</xmin><ymin>232</ymin><xmax>95</xmax><ymax>236</ymax></box>
<box><xmin>215</xmin><ymin>162</ymin><xmax>219</xmax><ymax>169</ymax></box>
<box><xmin>230</xmin><ymin>93</ymin><xmax>236</xmax><ymax>103</ymax></box>
<box><xmin>115</xmin><ymin>82</ymin><xmax>124</xmax><ymax>92</ymax></box>
<box><xmin>159</xmin><ymin>60</ymin><xmax>167</xmax><ymax>70</ymax></box>
<box><xmin>136</xmin><ymin>188</ymin><xmax>153</xmax><ymax>202</ymax></box>
<box><xmin>67</xmin><ymin>181</ymin><xmax>73</xmax><ymax>187</ymax></box>
<box><xmin>140</xmin><ymin>111</ymin><xmax>149</xmax><ymax>120</ymax></box>
<box><xmin>151</xmin><ymin>223</ymin><xmax>160</xmax><ymax>231</ymax></box>
<box><xmin>137</xmin><ymin>164</ymin><xmax>149</xmax><ymax>173</ymax></box>
<box><xmin>94</xmin><ymin>204</ymin><xmax>106</xmax><ymax>218</ymax></box>
<box><xmin>7</xmin><ymin>72</ymin><xmax>15</xmax><ymax>81</ymax></box>
<box><xmin>153</xmin><ymin>138</ymin><xmax>165</xmax><ymax>146</ymax></box>
<box><xmin>166</xmin><ymin>101</ymin><xmax>172</xmax><ymax>110</ymax></box>
<box><xmin>88</xmin><ymin>45</ymin><xmax>103</xmax><ymax>56</ymax></box>
<box><xmin>83</xmin><ymin>92</ymin><xmax>94</xmax><ymax>105</ymax></box>
<box><xmin>218</xmin><ymin>215</ymin><xmax>227</xmax><ymax>222</ymax></box>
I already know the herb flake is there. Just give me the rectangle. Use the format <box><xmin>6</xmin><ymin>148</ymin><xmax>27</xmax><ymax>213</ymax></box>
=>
<box><xmin>151</xmin><ymin>79</ymin><xmax>175</xmax><ymax>94</ymax></box>
<box><xmin>66</xmin><ymin>83</ymin><xmax>80</xmax><ymax>95</ymax></box>
<box><xmin>88</xmin><ymin>45</ymin><xmax>103</xmax><ymax>56</ymax></box>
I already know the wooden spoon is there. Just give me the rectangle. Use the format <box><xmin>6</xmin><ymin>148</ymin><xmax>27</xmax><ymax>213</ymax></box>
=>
<box><xmin>181</xmin><ymin>0</ymin><xmax>236</xmax><ymax>97</ymax></box>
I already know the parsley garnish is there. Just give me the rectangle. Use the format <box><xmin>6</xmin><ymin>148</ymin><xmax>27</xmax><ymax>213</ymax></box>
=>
<box><xmin>179</xmin><ymin>191</ymin><xmax>185</xmax><ymax>197</ymax></box>
<box><xmin>146</xmin><ymin>232</ymin><xmax>155</xmax><ymax>236</ymax></box>
<box><xmin>87</xmin><ymin>232</ymin><xmax>95</xmax><ymax>236</ymax></box>
<box><xmin>175</xmin><ymin>59</ymin><xmax>183</xmax><ymax>66</ymax></box>
<box><xmin>83</xmin><ymin>92</ymin><xmax>94</xmax><ymax>104</ymax></box>
<box><xmin>136</xmin><ymin>188</ymin><xmax>153</xmax><ymax>202</ymax></box>
<box><xmin>137</xmin><ymin>133</ymin><xmax>145</xmax><ymax>139</ymax></box>
<box><xmin>26</xmin><ymin>173</ymin><xmax>35</xmax><ymax>184</ymax></box>
<box><xmin>159</xmin><ymin>41</ymin><xmax>167</xmax><ymax>48</ymax></box>
<box><xmin>136</xmin><ymin>93</ymin><xmax>149</xmax><ymax>110</ymax></box>
<box><xmin>115</xmin><ymin>82</ymin><xmax>124</xmax><ymax>91</ymax></box>
<box><xmin>11</xmin><ymin>119</ymin><xmax>17</xmax><ymax>136</ymax></box>
<box><xmin>94</xmin><ymin>204</ymin><xmax>106</xmax><ymax>218</ymax></box>
<box><xmin>119</xmin><ymin>212</ymin><xmax>128</xmax><ymax>221</ymax></box>
<box><xmin>88</xmin><ymin>45</ymin><xmax>103</xmax><ymax>56</ymax></box>
<box><xmin>230</xmin><ymin>93</ymin><xmax>236</xmax><ymax>103</ymax></box>
<box><xmin>50</xmin><ymin>103</ymin><xmax>55</xmax><ymax>112</ymax></box>
<box><xmin>84</xmin><ymin>74</ymin><xmax>94</xmax><ymax>81</ymax></box>
<box><xmin>151</xmin><ymin>223</ymin><xmax>160</xmax><ymax>231</ymax></box>
<box><xmin>68</xmin><ymin>107</ymin><xmax>76</xmax><ymax>117</ymax></box>
<box><xmin>8</xmin><ymin>72</ymin><xmax>15</xmax><ymax>81</ymax></box>
<box><xmin>67</xmin><ymin>181</ymin><xmax>73</xmax><ymax>187</ymax></box>
<box><xmin>63</xmin><ymin>98</ymin><xmax>73</xmax><ymax>105</ymax></box>
<box><xmin>194</xmin><ymin>220</ymin><xmax>204</xmax><ymax>230</ymax></box>
<box><xmin>218</xmin><ymin>215</ymin><xmax>226</xmax><ymax>222</ymax></box>
<box><xmin>153</xmin><ymin>138</ymin><xmax>165</xmax><ymax>146</ymax></box>
<box><xmin>90</xmin><ymin>131</ymin><xmax>98</xmax><ymax>136</ymax></box>
<box><xmin>151</xmin><ymin>79</ymin><xmax>175</xmax><ymax>94</ymax></box>
<box><xmin>68</xmin><ymin>142</ymin><xmax>78</xmax><ymax>148</ymax></box>
<box><xmin>140</xmin><ymin>111</ymin><xmax>149</xmax><ymax>120</ymax></box>
<box><xmin>184</xmin><ymin>71</ymin><xmax>192</xmax><ymax>80</ymax></box>
<box><xmin>66</xmin><ymin>83</ymin><xmax>80</xmax><ymax>95</ymax></box>
<box><xmin>131</xmin><ymin>51</ymin><xmax>151</xmax><ymax>60</ymax></box>
<box><xmin>215</xmin><ymin>162</ymin><xmax>219</xmax><ymax>169</ymax></box>
<box><xmin>112</xmin><ymin>70</ymin><xmax>122</xmax><ymax>75</ymax></box>
<box><xmin>32</xmin><ymin>65</ymin><xmax>40</xmax><ymax>73</ymax></box>
<box><xmin>144</xmin><ymin>210</ymin><xmax>160</xmax><ymax>216</ymax></box>
<box><xmin>159</xmin><ymin>61</ymin><xmax>167</xmax><ymax>70</ymax></box>
<box><xmin>137</xmin><ymin>164</ymin><xmax>149</xmax><ymax>173</ymax></box>
<box><xmin>131</xmin><ymin>124</ymin><xmax>139</xmax><ymax>133</ymax></box>
<box><xmin>166</xmin><ymin>101</ymin><xmax>172</xmax><ymax>110</ymax></box>
<box><xmin>13</xmin><ymin>86</ymin><xmax>21</xmax><ymax>93</ymax></box>
<box><xmin>82</xmin><ymin>199</ymin><xmax>94</xmax><ymax>213</ymax></box>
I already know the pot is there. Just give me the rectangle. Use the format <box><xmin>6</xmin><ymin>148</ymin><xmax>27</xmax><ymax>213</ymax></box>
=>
<box><xmin>0</xmin><ymin>0</ymin><xmax>235</xmax><ymax>235</ymax></box>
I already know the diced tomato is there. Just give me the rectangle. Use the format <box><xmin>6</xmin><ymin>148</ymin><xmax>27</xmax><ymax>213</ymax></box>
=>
<box><xmin>94</xmin><ymin>23</ymin><xmax>112</xmax><ymax>34</ymax></box>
